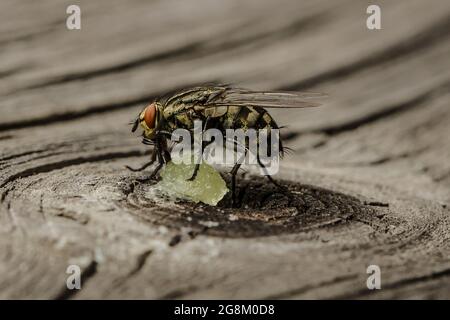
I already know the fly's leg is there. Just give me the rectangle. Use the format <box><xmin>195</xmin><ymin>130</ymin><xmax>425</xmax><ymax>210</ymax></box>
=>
<box><xmin>187</xmin><ymin>163</ymin><xmax>201</xmax><ymax>181</ymax></box>
<box><xmin>187</xmin><ymin>116</ymin><xmax>211</xmax><ymax>182</ymax></box>
<box><xmin>230</xmin><ymin>162</ymin><xmax>242</xmax><ymax>207</ymax></box>
<box><xmin>256</xmin><ymin>153</ymin><xmax>285</xmax><ymax>190</ymax></box>
<box><xmin>136</xmin><ymin>150</ymin><xmax>164</xmax><ymax>183</ymax></box>
<box><xmin>136</xmin><ymin>139</ymin><xmax>165</xmax><ymax>183</ymax></box>
<box><xmin>149</xmin><ymin>152</ymin><xmax>164</xmax><ymax>179</ymax></box>
<box><xmin>255</xmin><ymin>131</ymin><xmax>286</xmax><ymax>190</ymax></box>
<box><xmin>160</xmin><ymin>136</ymin><xmax>172</xmax><ymax>163</ymax></box>
<box><xmin>187</xmin><ymin>139</ymin><xmax>214</xmax><ymax>181</ymax></box>
<box><xmin>125</xmin><ymin>160</ymin><xmax>155</xmax><ymax>172</ymax></box>
<box><xmin>229</xmin><ymin>142</ymin><xmax>248</xmax><ymax>207</ymax></box>
<box><xmin>125</xmin><ymin>148</ymin><xmax>157</xmax><ymax>172</ymax></box>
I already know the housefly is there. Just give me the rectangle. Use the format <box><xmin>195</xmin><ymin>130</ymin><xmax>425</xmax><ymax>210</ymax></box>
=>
<box><xmin>128</xmin><ymin>85</ymin><xmax>324</xmax><ymax>205</ymax></box>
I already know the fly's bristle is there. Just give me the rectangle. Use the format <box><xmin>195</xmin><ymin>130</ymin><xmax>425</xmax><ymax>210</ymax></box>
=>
<box><xmin>281</xmin><ymin>146</ymin><xmax>295</xmax><ymax>158</ymax></box>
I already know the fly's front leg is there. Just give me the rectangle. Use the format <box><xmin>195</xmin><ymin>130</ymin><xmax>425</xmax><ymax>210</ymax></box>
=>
<box><xmin>148</xmin><ymin>150</ymin><xmax>164</xmax><ymax>180</ymax></box>
<box><xmin>137</xmin><ymin>152</ymin><xmax>163</xmax><ymax>183</ymax></box>
<box><xmin>150</xmin><ymin>138</ymin><xmax>167</xmax><ymax>178</ymax></box>
<box><xmin>159</xmin><ymin>136</ymin><xmax>172</xmax><ymax>163</ymax></box>
<box><xmin>230</xmin><ymin>162</ymin><xmax>242</xmax><ymax>207</ymax></box>
<box><xmin>136</xmin><ymin>141</ymin><xmax>164</xmax><ymax>183</ymax></box>
<box><xmin>187</xmin><ymin>163</ymin><xmax>201</xmax><ymax>181</ymax></box>
<box><xmin>125</xmin><ymin>147</ymin><xmax>157</xmax><ymax>172</ymax></box>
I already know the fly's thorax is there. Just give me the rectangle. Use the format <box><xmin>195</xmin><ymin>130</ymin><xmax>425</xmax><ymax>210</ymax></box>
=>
<box><xmin>162</xmin><ymin>102</ymin><xmax>201</xmax><ymax>131</ymax></box>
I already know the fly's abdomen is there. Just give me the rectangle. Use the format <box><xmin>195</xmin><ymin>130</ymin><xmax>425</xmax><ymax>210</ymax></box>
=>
<box><xmin>219</xmin><ymin>105</ymin><xmax>279</xmax><ymax>131</ymax></box>
<box><xmin>162</xmin><ymin>103</ymin><xmax>279</xmax><ymax>134</ymax></box>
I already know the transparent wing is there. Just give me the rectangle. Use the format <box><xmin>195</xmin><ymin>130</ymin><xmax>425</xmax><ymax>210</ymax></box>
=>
<box><xmin>207</xmin><ymin>87</ymin><xmax>327</xmax><ymax>108</ymax></box>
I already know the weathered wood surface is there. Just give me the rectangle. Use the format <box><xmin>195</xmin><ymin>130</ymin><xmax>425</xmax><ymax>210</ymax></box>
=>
<box><xmin>1</xmin><ymin>0</ymin><xmax>449</xmax><ymax>299</ymax></box>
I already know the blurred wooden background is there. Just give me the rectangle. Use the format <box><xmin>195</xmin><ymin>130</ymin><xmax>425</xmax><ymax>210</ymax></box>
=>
<box><xmin>0</xmin><ymin>0</ymin><xmax>449</xmax><ymax>299</ymax></box>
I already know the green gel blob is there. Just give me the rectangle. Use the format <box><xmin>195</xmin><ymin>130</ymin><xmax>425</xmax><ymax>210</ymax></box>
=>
<box><xmin>156</xmin><ymin>160</ymin><xmax>228</xmax><ymax>206</ymax></box>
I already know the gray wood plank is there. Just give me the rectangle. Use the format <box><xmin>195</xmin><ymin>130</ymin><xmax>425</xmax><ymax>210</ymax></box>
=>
<box><xmin>0</xmin><ymin>0</ymin><xmax>449</xmax><ymax>299</ymax></box>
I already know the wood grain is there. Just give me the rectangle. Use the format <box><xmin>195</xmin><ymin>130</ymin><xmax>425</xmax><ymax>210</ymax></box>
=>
<box><xmin>0</xmin><ymin>0</ymin><xmax>449</xmax><ymax>299</ymax></box>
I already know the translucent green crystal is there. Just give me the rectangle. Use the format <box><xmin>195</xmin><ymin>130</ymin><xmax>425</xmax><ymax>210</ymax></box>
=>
<box><xmin>156</xmin><ymin>160</ymin><xmax>228</xmax><ymax>206</ymax></box>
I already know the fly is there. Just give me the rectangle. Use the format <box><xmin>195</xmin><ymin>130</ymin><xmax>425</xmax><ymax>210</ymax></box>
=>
<box><xmin>127</xmin><ymin>85</ymin><xmax>325</xmax><ymax>205</ymax></box>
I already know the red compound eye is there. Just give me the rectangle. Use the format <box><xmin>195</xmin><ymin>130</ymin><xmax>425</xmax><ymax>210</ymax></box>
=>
<box><xmin>143</xmin><ymin>103</ymin><xmax>156</xmax><ymax>128</ymax></box>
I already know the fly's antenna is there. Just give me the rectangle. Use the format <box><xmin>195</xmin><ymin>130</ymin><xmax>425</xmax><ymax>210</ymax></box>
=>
<box><xmin>131</xmin><ymin>118</ymin><xmax>139</xmax><ymax>132</ymax></box>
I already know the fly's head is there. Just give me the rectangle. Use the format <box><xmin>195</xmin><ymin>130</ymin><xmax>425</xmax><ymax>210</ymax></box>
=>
<box><xmin>131</xmin><ymin>102</ymin><xmax>161</xmax><ymax>139</ymax></box>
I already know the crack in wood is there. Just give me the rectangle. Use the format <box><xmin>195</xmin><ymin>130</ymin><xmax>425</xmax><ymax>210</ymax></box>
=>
<box><xmin>2</xmin><ymin>15</ymin><xmax>448</xmax><ymax>134</ymax></box>
<box><xmin>281</xmin><ymin>14</ymin><xmax>450</xmax><ymax>91</ymax></box>
<box><xmin>263</xmin><ymin>274</ymin><xmax>357</xmax><ymax>299</ymax></box>
<box><xmin>0</xmin><ymin>18</ymin><xmax>64</xmax><ymax>47</ymax></box>
<box><xmin>310</xmin><ymin>81</ymin><xmax>450</xmax><ymax>136</ymax></box>
<box><xmin>13</xmin><ymin>14</ymin><xmax>324</xmax><ymax>93</ymax></box>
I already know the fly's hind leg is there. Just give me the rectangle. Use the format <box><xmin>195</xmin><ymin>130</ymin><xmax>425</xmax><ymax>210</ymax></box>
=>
<box><xmin>187</xmin><ymin>116</ymin><xmax>211</xmax><ymax>182</ymax></box>
<box><xmin>255</xmin><ymin>130</ymin><xmax>286</xmax><ymax>190</ymax></box>
<box><xmin>229</xmin><ymin>143</ymin><xmax>248</xmax><ymax>207</ymax></box>
<box><xmin>256</xmin><ymin>153</ymin><xmax>286</xmax><ymax>191</ymax></box>
<box><xmin>136</xmin><ymin>150</ymin><xmax>164</xmax><ymax>183</ymax></box>
<box><xmin>230</xmin><ymin>162</ymin><xmax>242</xmax><ymax>207</ymax></box>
